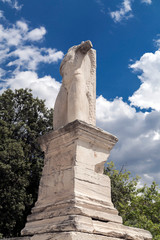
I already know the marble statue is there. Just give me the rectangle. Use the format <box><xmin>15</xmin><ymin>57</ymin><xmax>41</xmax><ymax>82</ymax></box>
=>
<box><xmin>53</xmin><ymin>40</ymin><xmax>96</xmax><ymax>130</ymax></box>
<box><xmin>21</xmin><ymin>41</ymin><xmax>152</xmax><ymax>240</ymax></box>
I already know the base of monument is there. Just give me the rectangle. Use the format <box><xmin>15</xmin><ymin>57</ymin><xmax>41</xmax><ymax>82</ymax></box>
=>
<box><xmin>20</xmin><ymin>121</ymin><xmax>152</xmax><ymax>240</ymax></box>
<box><xmin>7</xmin><ymin>229</ymin><xmax>152</xmax><ymax>240</ymax></box>
<box><xmin>21</xmin><ymin>215</ymin><xmax>152</xmax><ymax>240</ymax></box>
<box><xmin>17</xmin><ymin>232</ymin><xmax>133</xmax><ymax>240</ymax></box>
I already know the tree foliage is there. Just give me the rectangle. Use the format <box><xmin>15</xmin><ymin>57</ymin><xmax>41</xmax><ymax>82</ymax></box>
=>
<box><xmin>0</xmin><ymin>89</ymin><xmax>53</xmax><ymax>238</ymax></box>
<box><xmin>105</xmin><ymin>161</ymin><xmax>160</xmax><ymax>240</ymax></box>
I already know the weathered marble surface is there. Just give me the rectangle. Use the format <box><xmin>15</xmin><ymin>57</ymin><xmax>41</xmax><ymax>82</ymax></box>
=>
<box><xmin>53</xmin><ymin>41</ymin><xmax>96</xmax><ymax>130</ymax></box>
<box><xmin>6</xmin><ymin>229</ymin><xmax>152</xmax><ymax>240</ymax></box>
<box><xmin>21</xmin><ymin>120</ymin><xmax>121</xmax><ymax>236</ymax></box>
<box><xmin>21</xmin><ymin>121</ymin><xmax>152</xmax><ymax>240</ymax></box>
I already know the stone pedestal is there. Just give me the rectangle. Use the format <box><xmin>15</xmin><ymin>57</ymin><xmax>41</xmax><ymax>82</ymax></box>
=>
<box><xmin>21</xmin><ymin>120</ymin><xmax>152</xmax><ymax>240</ymax></box>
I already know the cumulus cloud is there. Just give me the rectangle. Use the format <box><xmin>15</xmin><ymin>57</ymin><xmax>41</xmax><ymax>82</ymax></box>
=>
<box><xmin>26</xmin><ymin>27</ymin><xmax>46</xmax><ymax>41</ymax></box>
<box><xmin>96</xmin><ymin>36</ymin><xmax>160</xmax><ymax>186</ymax></box>
<box><xmin>0</xmin><ymin>71</ymin><xmax>61</xmax><ymax>108</ymax></box>
<box><xmin>0</xmin><ymin>20</ymin><xmax>64</xmax><ymax>108</ymax></box>
<box><xmin>129</xmin><ymin>49</ymin><xmax>160</xmax><ymax>111</ymax></box>
<box><xmin>141</xmin><ymin>0</ymin><xmax>152</xmax><ymax>4</ymax></box>
<box><xmin>96</xmin><ymin>96</ymin><xmax>160</xmax><ymax>185</ymax></box>
<box><xmin>8</xmin><ymin>46</ymin><xmax>63</xmax><ymax>71</ymax></box>
<box><xmin>16</xmin><ymin>21</ymin><xmax>28</xmax><ymax>32</ymax></box>
<box><xmin>110</xmin><ymin>0</ymin><xmax>152</xmax><ymax>23</ymax></box>
<box><xmin>96</xmin><ymin>32</ymin><xmax>160</xmax><ymax>186</ymax></box>
<box><xmin>110</xmin><ymin>0</ymin><xmax>133</xmax><ymax>23</ymax></box>
<box><xmin>0</xmin><ymin>0</ymin><xmax>23</xmax><ymax>10</ymax></box>
<box><xmin>0</xmin><ymin>21</ymin><xmax>48</xmax><ymax>47</ymax></box>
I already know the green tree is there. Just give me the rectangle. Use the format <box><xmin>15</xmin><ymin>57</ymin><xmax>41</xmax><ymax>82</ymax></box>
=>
<box><xmin>105</xmin><ymin>161</ymin><xmax>160</xmax><ymax>240</ymax></box>
<box><xmin>0</xmin><ymin>89</ymin><xmax>53</xmax><ymax>238</ymax></box>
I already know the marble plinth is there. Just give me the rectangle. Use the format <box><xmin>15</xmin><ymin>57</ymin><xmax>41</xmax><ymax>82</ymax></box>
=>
<box><xmin>21</xmin><ymin>120</ymin><xmax>152</xmax><ymax>240</ymax></box>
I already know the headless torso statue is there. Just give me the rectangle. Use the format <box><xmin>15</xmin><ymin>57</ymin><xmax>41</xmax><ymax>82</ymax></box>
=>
<box><xmin>21</xmin><ymin>41</ymin><xmax>152</xmax><ymax>240</ymax></box>
<box><xmin>53</xmin><ymin>40</ymin><xmax>96</xmax><ymax>130</ymax></box>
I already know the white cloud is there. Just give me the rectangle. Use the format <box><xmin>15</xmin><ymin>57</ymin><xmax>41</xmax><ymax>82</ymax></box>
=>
<box><xmin>96</xmin><ymin>95</ymin><xmax>136</xmax><ymax>123</ymax></box>
<box><xmin>0</xmin><ymin>0</ymin><xmax>23</xmax><ymax>10</ymax></box>
<box><xmin>26</xmin><ymin>27</ymin><xmax>46</xmax><ymax>41</ymax></box>
<box><xmin>8</xmin><ymin>46</ymin><xmax>63</xmax><ymax>71</ymax></box>
<box><xmin>110</xmin><ymin>0</ymin><xmax>152</xmax><ymax>23</ymax></box>
<box><xmin>0</xmin><ymin>46</ymin><xmax>9</xmax><ymax>64</ymax></box>
<box><xmin>154</xmin><ymin>36</ymin><xmax>160</xmax><ymax>48</ymax></box>
<box><xmin>141</xmin><ymin>0</ymin><xmax>152</xmax><ymax>4</ymax></box>
<box><xmin>0</xmin><ymin>21</ymin><xmax>63</xmax><ymax>75</ymax></box>
<box><xmin>153</xmin><ymin>131</ymin><xmax>160</xmax><ymax>141</ymax></box>
<box><xmin>0</xmin><ymin>71</ymin><xmax>61</xmax><ymax>108</ymax></box>
<box><xmin>0</xmin><ymin>20</ymin><xmax>64</xmax><ymax>108</ymax></box>
<box><xmin>142</xmin><ymin>174</ymin><xmax>154</xmax><ymax>185</ymax></box>
<box><xmin>0</xmin><ymin>21</ymin><xmax>50</xmax><ymax>47</ymax></box>
<box><xmin>0</xmin><ymin>24</ymin><xmax>22</xmax><ymax>46</ymax></box>
<box><xmin>0</xmin><ymin>10</ymin><xmax>4</xmax><ymax>18</ymax></box>
<box><xmin>0</xmin><ymin>20</ymin><xmax>64</xmax><ymax>68</ymax></box>
<box><xmin>96</xmin><ymin>96</ymin><xmax>160</xmax><ymax>185</ymax></box>
<box><xmin>129</xmin><ymin>50</ymin><xmax>160</xmax><ymax>111</ymax></box>
<box><xmin>96</xmin><ymin>37</ymin><xmax>160</xmax><ymax>186</ymax></box>
<box><xmin>0</xmin><ymin>68</ymin><xmax>6</xmax><ymax>77</ymax></box>
<box><xmin>110</xmin><ymin>0</ymin><xmax>133</xmax><ymax>23</ymax></box>
<box><xmin>16</xmin><ymin>21</ymin><xmax>28</xmax><ymax>32</ymax></box>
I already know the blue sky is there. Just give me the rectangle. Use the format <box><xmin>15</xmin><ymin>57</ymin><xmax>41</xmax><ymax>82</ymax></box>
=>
<box><xmin>0</xmin><ymin>0</ymin><xmax>160</xmax><ymax>186</ymax></box>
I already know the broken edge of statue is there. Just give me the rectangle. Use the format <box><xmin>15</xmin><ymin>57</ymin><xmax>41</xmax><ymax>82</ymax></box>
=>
<box><xmin>21</xmin><ymin>41</ymin><xmax>152</xmax><ymax>240</ymax></box>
